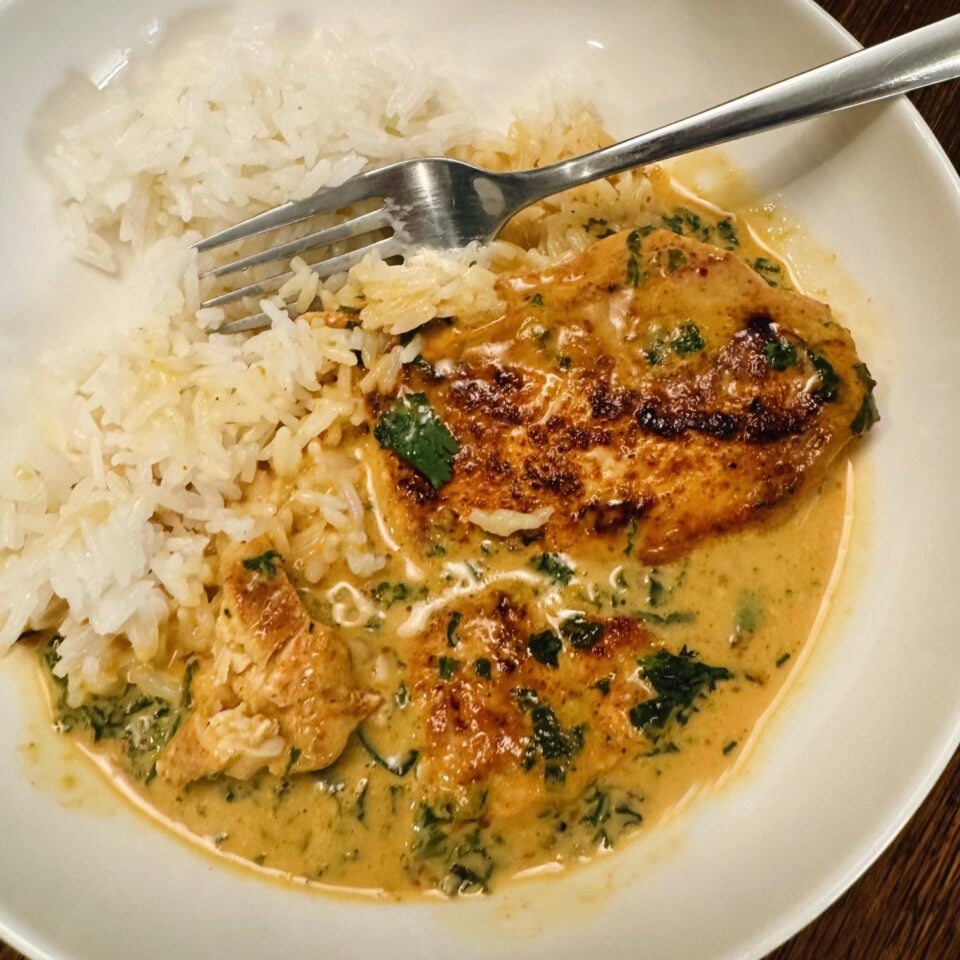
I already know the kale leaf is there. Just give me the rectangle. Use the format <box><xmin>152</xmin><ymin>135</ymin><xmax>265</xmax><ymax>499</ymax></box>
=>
<box><xmin>629</xmin><ymin>646</ymin><xmax>732</xmax><ymax>737</ymax></box>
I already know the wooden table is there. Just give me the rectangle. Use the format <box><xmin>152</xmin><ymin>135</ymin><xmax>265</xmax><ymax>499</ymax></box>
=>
<box><xmin>3</xmin><ymin>2</ymin><xmax>959</xmax><ymax>959</ymax></box>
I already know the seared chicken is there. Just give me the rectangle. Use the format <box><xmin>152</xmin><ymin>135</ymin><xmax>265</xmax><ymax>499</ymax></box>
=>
<box><xmin>372</xmin><ymin>229</ymin><xmax>875</xmax><ymax>563</ymax></box>
<box><xmin>410</xmin><ymin>588</ymin><xmax>657</xmax><ymax>819</ymax></box>
<box><xmin>157</xmin><ymin>538</ymin><xmax>379</xmax><ymax>785</ymax></box>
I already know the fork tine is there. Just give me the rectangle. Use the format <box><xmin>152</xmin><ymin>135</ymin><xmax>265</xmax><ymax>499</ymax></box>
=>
<box><xmin>201</xmin><ymin>207</ymin><xmax>391</xmax><ymax>280</ymax></box>
<box><xmin>200</xmin><ymin>236</ymin><xmax>401</xmax><ymax>310</ymax></box>
<box><xmin>211</xmin><ymin>310</ymin><xmax>284</xmax><ymax>335</ymax></box>
<box><xmin>194</xmin><ymin>168</ymin><xmax>390</xmax><ymax>252</ymax></box>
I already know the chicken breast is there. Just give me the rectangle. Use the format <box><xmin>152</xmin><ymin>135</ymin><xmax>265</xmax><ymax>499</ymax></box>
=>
<box><xmin>370</xmin><ymin>228</ymin><xmax>877</xmax><ymax>563</ymax></box>
<box><xmin>157</xmin><ymin>538</ymin><xmax>379</xmax><ymax>786</ymax></box>
<box><xmin>408</xmin><ymin>587</ymin><xmax>658</xmax><ymax>819</ymax></box>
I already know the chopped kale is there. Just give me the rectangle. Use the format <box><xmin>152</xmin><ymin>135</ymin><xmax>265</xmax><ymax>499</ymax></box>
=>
<box><xmin>850</xmin><ymin>362</ymin><xmax>880</xmax><ymax>435</ymax></box>
<box><xmin>530</xmin><ymin>552</ymin><xmax>574</xmax><ymax>586</ymax></box>
<box><xmin>42</xmin><ymin>635</ymin><xmax>187</xmax><ymax>782</ymax></box>
<box><xmin>716</xmin><ymin>219</ymin><xmax>740</xmax><ymax>247</ymax></box>
<box><xmin>412</xmin><ymin>802</ymin><xmax>496</xmax><ymax>895</ymax></box>
<box><xmin>560</xmin><ymin>615</ymin><xmax>605</xmax><ymax>650</ymax></box>
<box><xmin>242</xmin><ymin>549</ymin><xmax>282</xmax><ymax>578</ymax></box>
<box><xmin>591</xmin><ymin>675</ymin><xmax>613</xmax><ymax>696</ymax></box>
<box><xmin>734</xmin><ymin>591</ymin><xmax>763</xmax><ymax>636</ymax></box>
<box><xmin>764</xmin><ymin>338</ymin><xmax>798</xmax><ymax>371</ymax></box>
<box><xmin>515</xmin><ymin>688</ymin><xmax>585</xmax><ymax>785</ymax></box>
<box><xmin>666</xmin><ymin>248</ymin><xmax>688</xmax><ymax>273</ymax></box>
<box><xmin>629</xmin><ymin>646</ymin><xmax>733</xmax><ymax>737</ymax></box>
<box><xmin>446</xmin><ymin>611</ymin><xmax>462</xmax><ymax>648</ymax></box>
<box><xmin>672</xmin><ymin>322</ymin><xmax>705</xmax><ymax>355</ymax></box>
<box><xmin>373</xmin><ymin>581</ymin><xmax>409</xmax><ymax>605</ymax></box>
<box><xmin>752</xmin><ymin>257</ymin><xmax>783</xmax><ymax>287</ymax></box>
<box><xmin>374</xmin><ymin>392</ymin><xmax>460</xmax><ymax>488</ymax></box>
<box><xmin>807</xmin><ymin>350</ymin><xmax>841</xmax><ymax>403</ymax></box>
<box><xmin>580</xmin><ymin>785</ymin><xmax>643</xmax><ymax>848</ymax></box>
<box><xmin>528</xmin><ymin>629</ymin><xmax>562</xmax><ymax>668</ymax></box>
<box><xmin>626</xmin><ymin>227</ymin><xmax>650</xmax><ymax>255</ymax></box>
<box><xmin>356</xmin><ymin>727</ymin><xmax>419</xmax><ymax>776</ymax></box>
<box><xmin>662</xmin><ymin>213</ymin><xmax>685</xmax><ymax>235</ymax></box>
<box><xmin>474</xmin><ymin>657</ymin><xmax>492</xmax><ymax>680</ymax></box>
<box><xmin>438</xmin><ymin>656</ymin><xmax>460</xmax><ymax>680</ymax></box>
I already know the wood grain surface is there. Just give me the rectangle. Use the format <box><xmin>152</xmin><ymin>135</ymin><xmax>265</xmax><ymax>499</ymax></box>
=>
<box><xmin>2</xmin><ymin>2</ymin><xmax>959</xmax><ymax>959</ymax></box>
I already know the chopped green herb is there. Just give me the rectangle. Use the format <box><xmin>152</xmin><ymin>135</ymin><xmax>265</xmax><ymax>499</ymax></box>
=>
<box><xmin>356</xmin><ymin>727</ymin><xmax>419</xmax><ymax>776</ymax></box>
<box><xmin>666</xmin><ymin>248</ymin><xmax>687</xmax><ymax>273</ymax></box>
<box><xmin>807</xmin><ymin>350</ymin><xmax>841</xmax><ymax>403</ymax></box>
<box><xmin>529</xmin><ymin>292</ymin><xmax>544</xmax><ymax>306</ymax></box>
<box><xmin>515</xmin><ymin>688</ymin><xmax>585</xmax><ymax>785</ymax></box>
<box><xmin>528</xmin><ymin>629</ymin><xmax>562</xmax><ymax>668</ymax></box>
<box><xmin>580</xmin><ymin>785</ymin><xmax>643</xmax><ymax>849</ymax></box>
<box><xmin>662</xmin><ymin>213</ymin><xmax>684</xmax><ymax>235</ymax></box>
<box><xmin>716</xmin><ymin>219</ymin><xmax>740</xmax><ymax>247</ymax></box>
<box><xmin>439</xmin><ymin>656</ymin><xmax>460</xmax><ymax>680</ymax></box>
<box><xmin>558</xmin><ymin>354</ymin><xmax>573</xmax><ymax>371</ymax></box>
<box><xmin>625</xmin><ymin>255</ymin><xmax>643</xmax><ymax>288</ymax></box>
<box><xmin>337</xmin><ymin>304</ymin><xmax>362</xmax><ymax>315</ymax></box>
<box><xmin>374</xmin><ymin>392</ymin><xmax>460</xmax><ymax>488</ymax></box>
<box><xmin>672</xmin><ymin>322</ymin><xmax>705</xmax><ymax>355</ymax></box>
<box><xmin>446</xmin><ymin>611</ymin><xmax>462</xmax><ymax>648</ymax></box>
<box><xmin>850</xmin><ymin>362</ymin><xmax>880</xmax><ymax>435</ymax></box>
<box><xmin>43</xmin><ymin>635</ymin><xmax>184</xmax><ymax>782</ymax></box>
<box><xmin>474</xmin><ymin>657</ymin><xmax>492</xmax><ymax>680</ymax></box>
<box><xmin>647</xmin><ymin>572</ymin><xmax>666</xmax><ymax>607</ymax></box>
<box><xmin>373</xmin><ymin>581</ymin><xmax>413</xmax><ymax>606</ymax></box>
<box><xmin>560</xmin><ymin>615</ymin><xmax>605</xmax><ymax>650</ymax></box>
<box><xmin>629</xmin><ymin>646</ymin><xmax>733</xmax><ymax>737</ymax></box>
<box><xmin>427</xmin><ymin>543</ymin><xmax>447</xmax><ymax>558</ymax></box>
<box><xmin>752</xmin><ymin>257</ymin><xmax>783</xmax><ymax>287</ymax></box>
<box><xmin>242</xmin><ymin>549</ymin><xmax>282</xmax><ymax>578</ymax></box>
<box><xmin>626</xmin><ymin>227</ymin><xmax>651</xmax><ymax>255</ymax></box>
<box><xmin>592</xmin><ymin>676</ymin><xmax>613</xmax><ymax>696</ymax></box>
<box><xmin>776</xmin><ymin>652</ymin><xmax>791</xmax><ymax>668</ymax></box>
<box><xmin>530</xmin><ymin>552</ymin><xmax>574</xmax><ymax>586</ymax></box>
<box><xmin>722</xmin><ymin>740</ymin><xmax>738</xmax><ymax>755</ymax></box>
<box><xmin>764</xmin><ymin>338</ymin><xmax>798</xmax><ymax>371</ymax></box>
<box><xmin>734</xmin><ymin>592</ymin><xmax>763</xmax><ymax>636</ymax></box>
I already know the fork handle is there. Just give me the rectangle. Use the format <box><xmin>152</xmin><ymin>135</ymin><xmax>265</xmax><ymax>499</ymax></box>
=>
<box><xmin>515</xmin><ymin>14</ymin><xmax>960</xmax><ymax>199</ymax></box>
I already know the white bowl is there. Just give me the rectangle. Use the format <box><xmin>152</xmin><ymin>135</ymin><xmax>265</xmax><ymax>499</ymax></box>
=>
<box><xmin>1</xmin><ymin>2</ymin><xmax>958</xmax><ymax>958</ymax></box>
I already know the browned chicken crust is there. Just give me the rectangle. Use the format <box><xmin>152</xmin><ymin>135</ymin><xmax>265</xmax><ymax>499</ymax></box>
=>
<box><xmin>157</xmin><ymin>537</ymin><xmax>379</xmax><ymax>785</ymax></box>
<box><xmin>373</xmin><ymin>229</ymin><xmax>873</xmax><ymax>563</ymax></box>
<box><xmin>410</xmin><ymin>589</ymin><xmax>657</xmax><ymax>819</ymax></box>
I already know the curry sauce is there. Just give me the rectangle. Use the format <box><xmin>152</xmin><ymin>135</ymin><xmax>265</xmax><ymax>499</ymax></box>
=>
<box><xmin>37</xmin><ymin>173</ymin><xmax>871</xmax><ymax>897</ymax></box>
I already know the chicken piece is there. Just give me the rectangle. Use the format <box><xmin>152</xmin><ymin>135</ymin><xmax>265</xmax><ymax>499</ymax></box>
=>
<box><xmin>371</xmin><ymin>229</ymin><xmax>877</xmax><ymax>563</ymax></box>
<box><xmin>408</xmin><ymin>588</ymin><xmax>657</xmax><ymax>819</ymax></box>
<box><xmin>157</xmin><ymin>538</ymin><xmax>378</xmax><ymax>786</ymax></box>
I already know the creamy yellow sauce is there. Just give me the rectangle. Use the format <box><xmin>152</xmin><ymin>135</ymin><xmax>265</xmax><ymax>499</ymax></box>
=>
<box><xmin>37</xmin><ymin>172</ymin><xmax>858</xmax><ymax>898</ymax></box>
<box><xmin>114</xmin><ymin>465</ymin><xmax>847</xmax><ymax>895</ymax></box>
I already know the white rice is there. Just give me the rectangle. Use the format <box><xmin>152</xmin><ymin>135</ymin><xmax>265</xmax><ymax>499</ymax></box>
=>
<box><xmin>0</xmin><ymin>16</ymin><xmax>656</xmax><ymax>705</ymax></box>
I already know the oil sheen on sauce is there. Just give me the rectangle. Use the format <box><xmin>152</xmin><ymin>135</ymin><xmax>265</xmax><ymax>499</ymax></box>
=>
<box><xmin>41</xmin><ymin>170</ymin><xmax>856</xmax><ymax>899</ymax></box>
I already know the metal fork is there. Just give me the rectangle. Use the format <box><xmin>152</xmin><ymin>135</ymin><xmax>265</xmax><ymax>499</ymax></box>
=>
<box><xmin>200</xmin><ymin>15</ymin><xmax>960</xmax><ymax>334</ymax></box>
